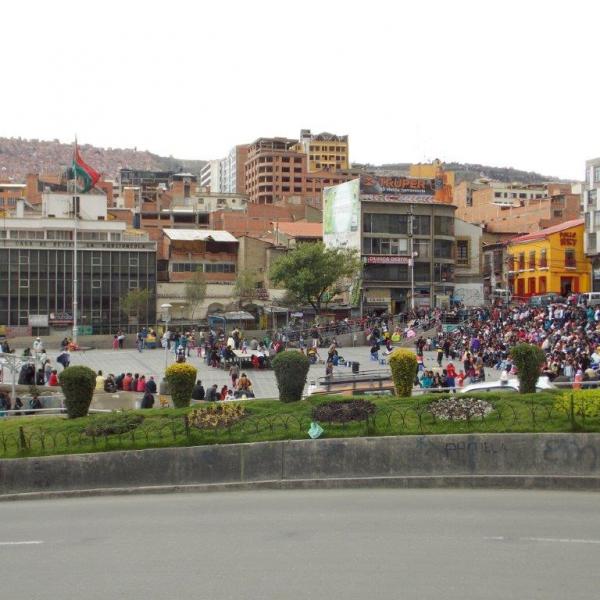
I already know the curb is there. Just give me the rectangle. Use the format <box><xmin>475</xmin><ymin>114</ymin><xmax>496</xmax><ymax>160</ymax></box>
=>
<box><xmin>2</xmin><ymin>475</ymin><xmax>600</xmax><ymax>501</ymax></box>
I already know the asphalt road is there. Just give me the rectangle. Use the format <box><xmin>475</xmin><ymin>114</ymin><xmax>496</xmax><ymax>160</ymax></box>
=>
<box><xmin>2</xmin><ymin>489</ymin><xmax>599</xmax><ymax>599</ymax></box>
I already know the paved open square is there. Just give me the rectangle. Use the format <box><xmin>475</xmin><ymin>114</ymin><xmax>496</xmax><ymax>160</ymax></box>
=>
<box><xmin>22</xmin><ymin>345</ymin><xmax>503</xmax><ymax>399</ymax></box>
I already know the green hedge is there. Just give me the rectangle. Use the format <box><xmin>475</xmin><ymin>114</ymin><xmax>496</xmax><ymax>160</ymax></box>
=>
<box><xmin>165</xmin><ymin>363</ymin><xmax>198</xmax><ymax>408</ymax></box>
<box><xmin>510</xmin><ymin>343</ymin><xmax>546</xmax><ymax>393</ymax></box>
<box><xmin>272</xmin><ymin>351</ymin><xmax>310</xmax><ymax>403</ymax></box>
<box><xmin>58</xmin><ymin>366</ymin><xmax>96</xmax><ymax>418</ymax></box>
<box><xmin>389</xmin><ymin>348</ymin><xmax>417</xmax><ymax>398</ymax></box>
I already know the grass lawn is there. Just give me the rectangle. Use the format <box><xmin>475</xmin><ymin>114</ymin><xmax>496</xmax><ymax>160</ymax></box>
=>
<box><xmin>0</xmin><ymin>390</ymin><xmax>595</xmax><ymax>459</ymax></box>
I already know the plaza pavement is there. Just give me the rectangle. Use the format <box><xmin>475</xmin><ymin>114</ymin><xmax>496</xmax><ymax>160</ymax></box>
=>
<box><xmin>30</xmin><ymin>344</ymin><xmax>503</xmax><ymax>399</ymax></box>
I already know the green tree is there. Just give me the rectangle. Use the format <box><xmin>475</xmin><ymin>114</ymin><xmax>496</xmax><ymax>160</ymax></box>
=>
<box><xmin>121</xmin><ymin>288</ymin><xmax>152</xmax><ymax>323</ymax></box>
<box><xmin>184</xmin><ymin>271</ymin><xmax>207</xmax><ymax>320</ymax></box>
<box><xmin>269</xmin><ymin>242</ymin><xmax>360</xmax><ymax>314</ymax></box>
<box><xmin>233</xmin><ymin>270</ymin><xmax>259</xmax><ymax>308</ymax></box>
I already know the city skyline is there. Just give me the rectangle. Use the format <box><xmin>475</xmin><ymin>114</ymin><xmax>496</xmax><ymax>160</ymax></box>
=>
<box><xmin>2</xmin><ymin>0</ymin><xmax>599</xmax><ymax>180</ymax></box>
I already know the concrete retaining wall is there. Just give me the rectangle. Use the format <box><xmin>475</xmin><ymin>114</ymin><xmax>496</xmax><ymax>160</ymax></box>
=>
<box><xmin>2</xmin><ymin>433</ymin><xmax>600</xmax><ymax>497</ymax></box>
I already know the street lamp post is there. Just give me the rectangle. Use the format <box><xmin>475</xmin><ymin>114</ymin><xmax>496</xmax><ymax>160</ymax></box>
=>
<box><xmin>0</xmin><ymin>352</ymin><xmax>31</xmax><ymax>405</ymax></box>
<box><xmin>160</xmin><ymin>303</ymin><xmax>172</xmax><ymax>372</ymax></box>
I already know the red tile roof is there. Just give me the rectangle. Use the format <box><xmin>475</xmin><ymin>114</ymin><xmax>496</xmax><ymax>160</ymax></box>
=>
<box><xmin>508</xmin><ymin>218</ymin><xmax>584</xmax><ymax>244</ymax></box>
<box><xmin>273</xmin><ymin>221</ymin><xmax>323</xmax><ymax>238</ymax></box>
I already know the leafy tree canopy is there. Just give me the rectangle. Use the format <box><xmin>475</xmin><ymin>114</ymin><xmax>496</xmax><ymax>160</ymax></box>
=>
<box><xmin>269</xmin><ymin>242</ymin><xmax>360</xmax><ymax>314</ymax></box>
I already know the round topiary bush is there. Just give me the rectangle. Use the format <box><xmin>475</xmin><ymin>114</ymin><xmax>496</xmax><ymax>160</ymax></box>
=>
<box><xmin>389</xmin><ymin>348</ymin><xmax>418</xmax><ymax>398</ymax></box>
<box><xmin>58</xmin><ymin>365</ymin><xmax>96</xmax><ymax>418</ymax></box>
<box><xmin>510</xmin><ymin>343</ymin><xmax>546</xmax><ymax>393</ymax></box>
<box><xmin>165</xmin><ymin>363</ymin><xmax>198</xmax><ymax>408</ymax></box>
<box><xmin>272</xmin><ymin>350</ymin><xmax>310</xmax><ymax>403</ymax></box>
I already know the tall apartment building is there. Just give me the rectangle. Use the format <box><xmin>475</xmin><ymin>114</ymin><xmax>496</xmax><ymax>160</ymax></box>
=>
<box><xmin>0</xmin><ymin>193</ymin><xmax>156</xmax><ymax>334</ymax></box>
<box><xmin>454</xmin><ymin>180</ymin><xmax>581</xmax><ymax>234</ymax></box>
<box><xmin>583</xmin><ymin>157</ymin><xmax>600</xmax><ymax>290</ymax></box>
<box><xmin>200</xmin><ymin>160</ymin><xmax>222</xmax><ymax>192</ymax></box>
<box><xmin>244</xmin><ymin>136</ymin><xmax>360</xmax><ymax>207</ymax></box>
<box><xmin>219</xmin><ymin>145</ymin><xmax>249</xmax><ymax>194</ymax></box>
<box><xmin>292</xmin><ymin>129</ymin><xmax>349</xmax><ymax>172</ymax></box>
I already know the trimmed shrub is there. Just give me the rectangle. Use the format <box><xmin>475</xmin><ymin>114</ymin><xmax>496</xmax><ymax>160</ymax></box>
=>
<box><xmin>58</xmin><ymin>365</ymin><xmax>96</xmax><ymax>418</ymax></box>
<box><xmin>554</xmin><ymin>390</ymin><xmax>600</xmax><ymax>418</ymax></box>
<box><xmin>389</xmin><ymin>348</ymin><xmax>418</xmax><ymax>397</ymax></box>
<box><xmin>272</xmin><ymin>350</ymin><xmax>310</xmax><ymax>402</ymax></box>
<box><xmin>312</xmin><ymin>399</ymin><xmax>376</xmax><ymax>423</ymax></box>
<box><xmin>165</xmin><ymin>363</ymin><xmax>197</xmax><ymax>408</ymax></box>
<box><xmin>510</xmin><ymin>343</ymin><xmax>546</xmax><ymax>393</ymax></box>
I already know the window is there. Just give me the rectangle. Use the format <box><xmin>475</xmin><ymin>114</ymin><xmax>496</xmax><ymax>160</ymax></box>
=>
<box><xmin>565</xmin><ymin>249</ymin><xmax>576</xmax><ymax>268</ymax></box>
<box><xmin>363</xmin><ymin>264</ymin><xmax>409</xmax><ymax>281</ymax></box>
<box><xmin>588</xmin><ymin>232</ymin><xmax>597</xmax><ymax>253</ymax></box>
<box><xmin>594</xmin><ymin>166</ymin><xmax>600</xmax><ymax>183</ymax></box>
<box><xmin>519</xmin><ymin>193</ymin><xmax>527</xmax><ymax>199</ymax></box>
<box><xmin>129</xmin><ymin>257</ymin><xmax>138</xmax><ymax>267</ymax></box>
<box><xmin>363</xmin><ymin>238</ymin><xmax>408</xmax><ymax>255</ymax></box>
<box><xmin>456</xmin><ymin>240</ymin><xmax>469</xmax><ymax>266</ymax></box>
<box><xmin>414</xmin><ymin>262</ymin><xmax>431</xmax><ymax>281</ymax></box>
<box><xmin>412</xmin><ymin>215</ymin><xmax>430</xmax><ymax>235</ymax></box>
<box><xmin>434</xmin><ymin>216</ymin><xmax>454</xmax><ymax>236</ymax></box>
<box><xmin>528</xmin><ymin>251</ymin><xmax>536</xmax><ymax>270</ymax></box>
<box><xmin>19</xmin><ymin>279</ymin><xmax>29</xmax><ymax>288</ymax></box>
<box><xmin>15</xmin><ymin>230</ymin><xmax>44</xmax><ymax>240</ymax></box>
<box><xmin>293</xmin><ymin>157</ymin><xmax>302</xmax><ymax>164</ymax></box>
<box><xmin>363</xmin><ymin>214</ymin><xmax>408</xmax><ymax>234</ymax></box>
<box><xmin>539</xmin><ymin>276</ymin><xmax>547</xmax><ymax>294</ymax></box>
<box><xmin>540</xmin><ymin>249</ymin><xmax>548</xmax><ymax>268</ymax></box>
<box><xmin>494</xmin><ymin>192</ymin><xmax>502</xmax><ymax>198</ymax></box>
<box><xmin>595</xmin><ymin>211</ymin><xmax>600</xmax><ymax>228</ymax></box>
<box><xmin>518</xmin><ymin>252</ymin><xmax>525</xmax><ymax>270</ymax></box>
<box><xmin>586</xmin><ymin>212</ymin><xmax>591</xmax><ymax>229</ymax></box>
<box><xmin>47</xmin><ymin>230</ymin><xmax>72</xmax><ymax>240</ymax></box>
<box><xmin>413</xmin><ymin>239</ymin><xmax>431</xmax><ymax>258</ymax></box>
<box><xmin>434</xmin><ymin>263</ymin><xmax>454</xmax><ymax>282</ymax></box>
<box><xmin>553</xmin><ymin>210</ymin><xmax>563</xmax><ymax>218</ymax></box>
<box><xmin>434</xmin><ymin>239</ymin><xmax>453</xmax><ymax>259</ymax></box>
<box><xmin>92</xmin><ymin>280</ymin><xmax>101</xmax><ymax>289</ymax></box>
<box><xmin>92</xmin><ymin>256</ymin><xmax>101</xmax><ymax>266</ymax></box>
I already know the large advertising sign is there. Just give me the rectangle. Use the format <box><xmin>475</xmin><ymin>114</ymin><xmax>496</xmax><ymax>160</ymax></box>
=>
<box><xmin>323</xmin><ymin>178</ymin><xmax>361</xmax><ymax>250</ymax></box>
<box><xmin>360</xmin><ymin>174</ymin><xmax>435</xmax><ymax>195</ymax></box>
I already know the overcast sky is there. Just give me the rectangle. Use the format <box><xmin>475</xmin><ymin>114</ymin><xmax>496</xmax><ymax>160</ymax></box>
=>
<box><xmin>3</xmin><ymin>0</ymin><xmax>598</xmax><ymax>179</ymax></box>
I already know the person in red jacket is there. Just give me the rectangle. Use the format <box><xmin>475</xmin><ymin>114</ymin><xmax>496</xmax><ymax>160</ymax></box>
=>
<box><xmin>48</xmin><ymin>370</ymin><xmax>59</xmax><ymax>386</ymax></box>
<box><xmin>122</xmin><ymin>372</ymin><xmax>133</xmax><ymax>391</ymax></box>
<box><xmin>136</xmin><ymin>375</ymin><xmax>146</xmax><ymax>392</ymax></box>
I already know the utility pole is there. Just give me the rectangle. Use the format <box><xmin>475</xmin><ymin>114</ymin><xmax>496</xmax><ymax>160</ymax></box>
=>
<box><xmin>408</xmin><ymin>204</ymin><xmax>415</xmax><ymax>310</ymax></box>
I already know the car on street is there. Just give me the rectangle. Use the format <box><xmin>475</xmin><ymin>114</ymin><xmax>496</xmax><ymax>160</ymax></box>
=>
<box><xmin>460</xmin><ymin>376</ymin><xmax>556</xmax><ymax>394</ymax></box>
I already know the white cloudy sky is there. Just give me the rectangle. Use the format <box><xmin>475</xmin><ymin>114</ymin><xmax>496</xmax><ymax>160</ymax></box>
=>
<box><xmin>2</xmin><ymin>0</ymin><xmax>599</xmax><ymax>179</ymax></box>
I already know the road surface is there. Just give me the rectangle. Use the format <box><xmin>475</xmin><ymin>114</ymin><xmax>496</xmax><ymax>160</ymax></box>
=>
<box><xmin>1</xmin><ymin>489</ymin><xmax>598</xmax><ymax>599</ymax></box>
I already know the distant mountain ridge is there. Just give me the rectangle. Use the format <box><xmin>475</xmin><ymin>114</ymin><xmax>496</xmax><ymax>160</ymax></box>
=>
<box><xmin>355</xmin><ymin>162</ymin><xmax>570</xmax><ymax>184</ymax></box>
<box><xmin>0</xmin><ymin>137</ymin><xmax>207</xmax><ymax>182</ymax></box>
<box><xmin>0</xmin><ymin>136</ymin><xmax>568</xmax><ymax>185</ymax></box>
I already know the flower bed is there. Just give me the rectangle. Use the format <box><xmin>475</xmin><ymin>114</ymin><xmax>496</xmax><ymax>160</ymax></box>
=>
<box><xmin>187</xmin><ymin>404</ymin><xmax>247</xmax><ymax>429</ymax></box>
<box><xmin>428</xmin><ymin>397</ymin><xmax>494</xmax><ymax>421</ymax></box>
<box><xmin>312</xmin><ymin>399</ymin><xmax>376</xmax><ymax>423</ymax></box>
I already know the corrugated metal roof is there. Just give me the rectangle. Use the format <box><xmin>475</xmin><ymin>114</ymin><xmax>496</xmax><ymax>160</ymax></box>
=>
<box><xmin>508</xmin><ymin>218</ymin><xmax>584</xmax><ymax>244</ymax></box>
<box><xmin>163</xmin><ymin>229</ymin><xmax>238</xmax><ymax>242</ymax></box>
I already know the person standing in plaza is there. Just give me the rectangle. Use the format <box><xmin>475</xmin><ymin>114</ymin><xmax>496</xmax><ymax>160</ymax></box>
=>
<box><xmin>229</xmin><ymin>363</ymin><xmax>240</xmax><ymax>389</ymax></box>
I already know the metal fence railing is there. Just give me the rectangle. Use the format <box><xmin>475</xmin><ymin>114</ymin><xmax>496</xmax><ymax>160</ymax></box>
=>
<box><xmin>0</xmin><ymin>392</ymin><xmax>594</xmax><ymax>458</ymax></box>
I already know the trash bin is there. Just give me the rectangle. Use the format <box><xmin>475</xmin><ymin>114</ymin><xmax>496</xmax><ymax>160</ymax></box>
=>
<box><xmin>352</xmin><ymin>362</ymin><xmax>360</xmax><ymax>374</ymax></box>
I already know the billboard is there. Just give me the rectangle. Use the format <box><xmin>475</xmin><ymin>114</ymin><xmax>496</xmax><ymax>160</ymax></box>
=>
<box><xmin>360</xmin><ymin>174</ymin><xmax>435</xmax><ymax>195</ymax></box>
<box><xmin>323</xmin><ymin>178</ymin><xmax>361</xmax><ymax>250</ymax></box>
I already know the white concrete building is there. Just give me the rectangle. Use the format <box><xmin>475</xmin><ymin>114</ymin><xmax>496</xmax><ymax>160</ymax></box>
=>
<box><xmin>584</xmin><ymin>157</ymin><xmax>600</xmax><ymax>290</ymax></box>
<box><xmin>200</xmin><ymin>160</ymin><xmax>222</xmax><ymax>193</ymax></box>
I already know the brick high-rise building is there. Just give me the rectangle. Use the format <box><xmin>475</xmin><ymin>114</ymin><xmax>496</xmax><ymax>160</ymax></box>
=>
<box><xmin>292</xmin><ymin>129</ymin><xmax>349</xmax><ymax>173</ymax></box>
<box><xmin>244</xmin><ymin>136</ymin><xmax>361</xmax><ymax>207</ymax></box>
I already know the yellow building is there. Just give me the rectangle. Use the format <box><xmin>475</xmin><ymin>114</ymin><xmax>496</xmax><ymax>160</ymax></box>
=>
<box><xmin>293</xmin><ymin>129</ymin><xmax>349</xmax><ymax>172</ymax></box>
<box><xmin>507</xmin><ymin>218</ymin><xmax>590</xmax><ymax>298</ymax></box>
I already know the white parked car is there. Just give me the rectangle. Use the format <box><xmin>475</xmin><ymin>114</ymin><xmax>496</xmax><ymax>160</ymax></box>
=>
<box><xmin>459</xmin><ymin>376</ymin><xmax>555</xmax><ymax>394</ymax></box>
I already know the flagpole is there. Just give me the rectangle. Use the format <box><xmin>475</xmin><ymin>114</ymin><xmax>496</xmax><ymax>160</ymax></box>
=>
<box><xmin>72</xmin><ymin>138</ymin><xmax>78</xmax><ymax>346</ymax></box>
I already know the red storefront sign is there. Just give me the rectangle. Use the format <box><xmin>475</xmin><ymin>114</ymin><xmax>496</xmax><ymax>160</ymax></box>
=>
<box><xmin>365</xmin><ymin>255</ymin><xmax>410</xmax><ymax>264</ymax></box>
